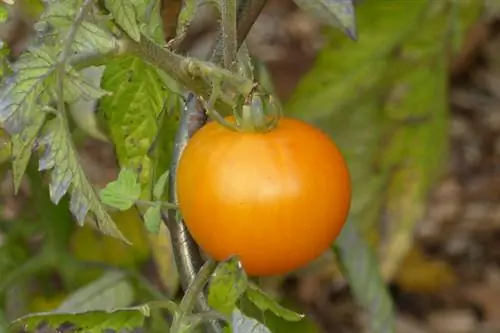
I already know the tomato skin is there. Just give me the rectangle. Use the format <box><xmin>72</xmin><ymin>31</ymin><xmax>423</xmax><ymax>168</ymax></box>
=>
<box><xmin>176</xmin><ymin>117</ymin><xmax>351</xmax><ymax>276</ymax></box>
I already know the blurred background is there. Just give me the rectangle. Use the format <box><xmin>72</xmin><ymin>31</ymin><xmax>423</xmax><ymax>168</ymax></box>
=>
<box><xmin>1</xmin><ymin>0</ymin><xmax>500</xmax><ymax>332</ymax></box>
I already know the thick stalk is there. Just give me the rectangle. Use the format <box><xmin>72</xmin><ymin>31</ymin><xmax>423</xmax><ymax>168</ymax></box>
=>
<box><xmin>165</xmin><ymin>1</ymin><xmax>268</xmax><ymax>332</ymax></box>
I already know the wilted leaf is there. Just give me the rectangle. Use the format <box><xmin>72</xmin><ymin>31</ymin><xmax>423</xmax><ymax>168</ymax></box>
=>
<box><xmin>292</xmin><ymin>0</ymin><xmax>356</xmax><ymax>39</ymax></box>
<box><xmin>105</xmin><ymin>0</ymin><xmax>141</xmax><ymax>42</ymax></box>
<box><xmin>57</xmin><ymin>271</ymin><xmax>135</xmax><ymax>312</ymax></box>
<box><xmin>208</xmin><ymin>257</ymin><xmax>248</xmax><ymax>316</ymax></box>
<box><xmin>245</xmin><ymin>282</ymin><xmax>304</xmax><ymax>322</ymax></box>
<box><xmin>99</xmin><ymin>168</ymin><xmax>141</xmax><ymax>211</ymax></box>
<box><xmin>333</xmin><ymin>220</ymin><xmax>395</xmax><ymax>333</ymax></box>
<box><xmin>144</xmin><ymin>204</ymin><xmax>162</xmax><ymax>234</ymax></box>
<box><xmin>38</xmin><ymin>117</ymin><xmax>127</xmax><ymax>242</ymax></box>
<box><xmin>11</xmin><ymin>111</ymin><xmax>46</xmax><ymax>191</ymax></box>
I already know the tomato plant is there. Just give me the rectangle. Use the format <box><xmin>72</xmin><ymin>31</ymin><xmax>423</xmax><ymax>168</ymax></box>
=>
<box><xmin>177</xmin><ymin>116</ymin><xmax>352</xmax><ymax>276</ymax></box>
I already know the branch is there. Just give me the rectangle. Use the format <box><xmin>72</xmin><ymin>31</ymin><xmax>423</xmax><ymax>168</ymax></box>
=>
<box><xmin>164</xmin><ymin>1</ymin><xmax>268</xmax><ymax>332</ymax></box>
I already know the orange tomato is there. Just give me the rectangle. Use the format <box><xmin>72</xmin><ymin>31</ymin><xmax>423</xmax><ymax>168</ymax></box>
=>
<box><xmin>176</xmin><ymin>117</ymin><xmax>351</xmax><ymax>276</ymax></box>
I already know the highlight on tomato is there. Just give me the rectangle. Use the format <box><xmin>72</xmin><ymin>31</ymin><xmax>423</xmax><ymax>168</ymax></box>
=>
<box><xmin>176</xmin><ymin>103</ymin><xmax>351</xmax><ymax>276</ymax></box>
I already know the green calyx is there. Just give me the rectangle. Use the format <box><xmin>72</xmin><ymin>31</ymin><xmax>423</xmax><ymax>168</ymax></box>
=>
<box><xmin>234</xmin><ymin>92</ymin><xmax>282</xmax><ymax>133</ymax></box>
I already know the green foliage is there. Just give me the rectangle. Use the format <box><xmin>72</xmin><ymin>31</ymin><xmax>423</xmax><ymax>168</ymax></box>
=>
<box><xmin>245</xmin><ymin>283</ymin><xmax>304</xmax><ymax>322</ymax></box>
<box><xmin>10</xmin><ymin>307</ymin><xmax>147</xmax><ymax>333</ymax></box>
<box><xmin>99</xmin><ymin>168</ymin><xmax>141</xmax><ymax>210</ymax></box>
<box><xmin>208</xmin><ymin>258</ymin><xmax>248</xmax><ymax>316</ymax></box>
<box><xmin>100</xmin><ymin>54</ymin><xmax>176</xmax><ymax>198</ymax></box>
<box><xmin>144</xmin><ymin>204</ymin><xmax>162</xmax><ymax>233</ymax></box>
<box><xmin>105</xmin><ymin>0</ymin><xmax>141</xmax><ymax>42</ymax></box>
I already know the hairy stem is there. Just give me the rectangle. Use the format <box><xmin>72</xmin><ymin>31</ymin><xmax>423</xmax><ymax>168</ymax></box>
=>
<box><xmin>221</xmin><ymin>0</ymin><xmax>238</xmax><ymax>69</ymax></box>
<box><xmin>125</xmin><ymin>36</ymin><xmax>253</xmax><ymax>115</ymax></box>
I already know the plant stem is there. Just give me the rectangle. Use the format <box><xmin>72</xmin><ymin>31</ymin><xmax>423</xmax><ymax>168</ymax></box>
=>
<box><xmin>170</xmin><ymin>259</ymin><xmax>217</xmax><ymax>332</ymax></box>
<box><xmin>221</xmin><ymin>0</ymin><xmax>238</xmax><ymax>69</ymax></box>
<box><xmin>125</xmin><ymin>36</ymin><xmax>253</xmax><ymax>115</ymax></box>
<box><xmin>164</xmin><ymin>2</ymin><xmax>268</xmax><ymax>333</ymax></box>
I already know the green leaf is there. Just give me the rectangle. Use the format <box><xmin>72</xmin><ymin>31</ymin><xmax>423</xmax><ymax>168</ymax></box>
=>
<box><xmin>230</xmin><ymin>309</ymin><xmax>272</xmax><ymax>333</ymax></box>
<box><xmin>333</xmin><ymin>220</ymin><xmax>395</xmax><ymax>333</ymax></box>
<box><xmin>10</xmin><ymin>307</ymin><xmax>147</xmax><ymax>333</ymax></box>
<box><xmin>245</xmin><ymin>282</ymin><xmax>304</xmax><ymax>322</ymax></box>
<box><xmin>42</xmin><ymin>0</ymin><xmax>118</xmax><ymax>54</ymax></box>
<box><xmin>11</xmin><ymin>111</ymin><xmax>46</xmax><ymax>192</ymax></box>
<box><xmin>133</xmin><ymin>0</ymin><xmax>166</xmax><ymax>44</ymax></box>
<box><xmin>38</xmin><ymin>117</ymin><xmax>127</xmax><ymax>242</ymax></box>
<box><xmin>105</xmin><ymin>0</ymin><xmax>141</xmax><ymax>42</ymax></box>
<box><xmin>0</xmin><ymin>47</ymin><xmax>55</xmax><ymax>191</ymax></box>
<box><xmin>208</xmin><ymin>257</ymin><xmax>248</xmax><ymax>316</ymax></box>
<box><xmin>62</xmin><ymin>64</ymin><xmax>110</xmax><ymax>103</ymax></box>
<box><xmin>0</xmin><ymin>47</ymin><xmax>54</xmax><ymax>134</ymax></box>
<box><xmin>100</xmin><ymin>55</ymin><xmax>172</xmax><ymax>198</ymax></box>
<box><xmin>99</xmin><ymin>168</ymin><xmax>141</xmax><ymax>211</ymax></box>
<box><xmin>57</xmin><ymin>271</ymin><xmax>135</xmax><ymax>312</ymax></box>
<box><xmin>144</xmin><ymin>204</ymin><xmax>162</xmax><ymax>234</ymax></box>
<box><xmin>292</xmin><ymin>0</ymin><xmax>356</xmax><ymax>39</ymax></box>
<box><xmin>153</xmin><ymin>170</ymin><xmax>169</xmax><ymax>200</ymax></box>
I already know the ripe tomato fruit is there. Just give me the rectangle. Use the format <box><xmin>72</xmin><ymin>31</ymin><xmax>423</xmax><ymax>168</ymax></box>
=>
<box><xmin>176</xmin><ymin>116</ymin><xmax>351</xmax><ymax>276</ymax></box>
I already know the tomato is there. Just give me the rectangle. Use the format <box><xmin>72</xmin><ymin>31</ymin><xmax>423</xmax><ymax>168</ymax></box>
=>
<box><xmin>176</xmin><ymin>116</ymin><xmax>351</xmax><ymax>276</ymax></box>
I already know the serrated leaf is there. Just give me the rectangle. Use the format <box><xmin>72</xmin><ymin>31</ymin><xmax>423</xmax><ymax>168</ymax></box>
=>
<box><xmin>73</xmin><ymin>21</ymin><xmax>119</xmax><ymax>54</ymax></box>
<box><xmin>100</xmin><ymin>55</ymin><xmax>170</xmax><ymax>196</ymax></box>
<box><xmin>208</xmin><ymin>257</ymin><xmax>248</xmax><ymax>316</ymax></box>
<box><xmin>293</xmin><ymin>0</ymin><xmax>356</xmax><ymax>39</ymax></box>
<box><xmin>57</xmin><ymin>271</ymin><xmax>134</xmax><ymax>312</ymax></box>
<box><xmin>334</xmin><ymin>220</ymin><xmax>395</xmax><ymax>333</ymax></box>
<box><xmin>105</xmin><ymin>0</ymin><xmax>141</xmax><ymax>42</ymax></box>
<box><xmin>0</xmin><ymin>47</ymin><xmax>55</xmax><ymax>191</ymax></box>
<box><xmin>144</xmin><ymin>204</ymin><xmax>161</xmax><ymax>233</ymax></box>
<box><xmin>245</xmin><ymin>282</ymin><xmax>304</xmax><ymax>322</ymax></box>
<box><xmin>0</xmin><ymin>47</ymin><xmax>55</xmax><ymax>134</ymax></box>
<box><xmin>38</xmin><ymin>117</ymin><xmax>127</xmax><ymax>242</ymax></box>
<box><xmin>11</xmin><ymin>110</ymin><xmax>46</xmax><ymax>191</ymax></box>
<box><xmin>230</xmin><ymin>309</ymin><xmax>272</xmax><ymax>333</ymax></box>
<box><xmin>10</xmin><ymin>307</ymin><xmax>147</xmax><ymax>333</ymax></box>
<box><xmin>153</xmin><ymin>170</ymin><xmax>169</xmax><ymax>200</ymax></box>
<box><xmin>43</xmin><ymin>1</ymin><xmax>119</xmax><ymax>55</ymax></box>
<box><xmin>10</xmin><ymin>300</ymin><xmax>178</xmax><ymax>332</ymax></box>
<box><xmin>99</xmin><ymin>168</ymin><xmax>141</xmax><ymax>210</ymax></box>
<box><xmin>62</xmin><ymin>63</ymin><xmax>110</xmax><ymax>103</ymax></box>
